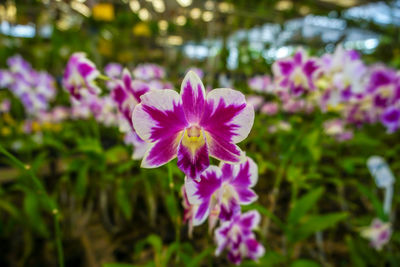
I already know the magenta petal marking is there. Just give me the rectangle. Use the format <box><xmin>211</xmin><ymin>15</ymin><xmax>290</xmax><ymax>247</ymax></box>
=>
<box><xmin>278</xmin><ymin>61</ymin><xmax>294</xmax><ymax>76</ymax></box>
<box><xmin>181</xmin><ymin>71</ymin><xmax>206</xmax><ymax>123</ymax></box>
<box><xmin>141</xmin><ymin>102</ymin><xmax>187</xmax><ymax>142</ymax></box>
<box><xmin>293</xmin><ymin>50</ymin><xmax>303</xmax><ymax>64</ymax></box>
<box><xmin>177</xmin><ymin>138</ymin><xmax>210</xmax><ymax>179</ymax></box>
<box><xmin>77</xmin><ymin>62</ymin><xmax>95</xmax><ymax>78</ymax></box>
<box><xmin>201</xmin><ymin>96</ymin><xmax>245</xmax><ymax>141</ymax></box>
<box><xmin>207</xmin><ymin>135</ymin><xmax>243</xmax><ymax>163</ymax></box>
<box><xmin>142</xmin><ymin>132</ymin><xmax>181</xmax><ymax>167</ymax></box>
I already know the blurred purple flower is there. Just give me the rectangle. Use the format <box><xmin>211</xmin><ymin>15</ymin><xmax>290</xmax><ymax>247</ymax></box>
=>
<box><xmin>63</xmin><ymin>52</ymin><xmax>100</xmax><ymax>100</ymax></box>
<box><xmin>260</xmin><ymin>102</ymin><xmax>279</xmax><ymax>115</ymax></box>
<box><xmin>381</xmin><ymin>106</ymin><xmax>400</xmax><ymax>133</ymax></box>
<box><xmin>133</xmin><ymin>63</ymin><xmax>165</xmax><ymax>81</ymax></box>
<box><xmin>215</xmin><ymin>210</ymin><xmax>265</xmax><ymax>265</ymax></box>
<box><xmin>246</xmin><ymin>95</ymin><xmax>264</xmax><ymax>110</ymax></box>
<box><xmin>272</xmin><ymin>49</ymin><xmax>320</xmax><ymax>96</ymax></box>
<box><xmin>361</xmin><ymin>218</ymin><xmax>392</xmax><ymax>251</ymax></box>
<box><xmin>0</xmin><ymin>70</ymin><xmax>13</xmax><ymax>88</ymax></box>
<box><xmin>104</xmin><ymin>62</ymin><xmax>123</xmax><ymax>79</ymax></box>
<box><xmin>248</xmin><ymin>75</ymin><xmax>273</xmax><ymax>93</ymax></box>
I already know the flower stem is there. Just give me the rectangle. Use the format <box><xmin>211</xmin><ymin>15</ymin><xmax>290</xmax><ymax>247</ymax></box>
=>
<box><xmin>0</xmin><ymin>144</ymin><xmax>64</xmax><ymax>267</ymax></box>
<box><xmin>98</xmin><ymin>74</ymin><xmax>110</xmax><ymax>81</ymax></box>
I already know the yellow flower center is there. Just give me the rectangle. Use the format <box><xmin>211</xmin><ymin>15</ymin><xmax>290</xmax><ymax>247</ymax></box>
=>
<box><xmin>181</xmin><ymin>125</ymin><xmax>206</xmax><ymax>156</ymax></box>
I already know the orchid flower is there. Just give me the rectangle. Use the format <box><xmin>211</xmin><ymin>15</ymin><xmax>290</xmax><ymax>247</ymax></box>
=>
<box><xmin>0</xmin><ymin>70</ymin><xmax>13</xmax><ymax>88</ymax></box>
<box><xmin>246</xmin><ymin>95</ymin><xmax>264</xmax><ymax>111</ymax></box>
<box><xmin>360</xmin><ymin>218</ymin><xmax>392</xmax><ymax>251</ymax></box>
<box><xmin>62</xmin><ymin>52</ymin><xmax>101</xmax><ymax>100</ymax></box>
<box><xmin>7</xmin><ymin>55</ymin><xmax>35</xmax><ymax>83</ymax></box>
<box><xmin>181</xmin><ymin>185</ymin><xmax>199</xmax><ymax>238</ymax></box>
<box><xmin>248</xmin><ymin>75</ymin><xmax>273</xmax><ymax>93</ymax></box>
<box><xmin>323</xmin><ymin>119</ymin><xmax>354</xmax><ymax>141</ymax></box>
<box><xmin>123</xmin><ymin>130</ymin><xmax>149</xmax><ymax>160</ymax></box>
<box><xmin>381</xmin><ymin>106</ymin><xmax>400</xmax><ymax>133</ymax></box>
<box><xmin>215</xmin><ymin>210</ymin><xmax>265</xmax><ymax>265</ymax></box>
<box><xmin>133</xmin><ymin>63</ymin><xmax>165</xmax><ymax>81</ymax></box>
<box><xmin>272</xmin><ymin>49</ymin><xmax>320</xmax><ymax>96</ymax></box>
<box><xmin>184</xmin><ymin>157</ymin><xmax>258</xmax><ymax>228</ymax></box>
<box><xmin>110</xmin><ymin>69</ymin><xmax>150</xmax><ymax>159</ymax></box>
<box><xmin>367</xmin><ymin>67</ymin><xmax>400</xmax><ymax>109</ymax></box>
<box><xmin>132</xmin><ymin>71</ymin><xmax>254</xmax><ymax>179</ymax></box>
<box><xmin>104</xmin><ymin>63</ymin><xmax>123</xmax><ymax>79</ymax></box>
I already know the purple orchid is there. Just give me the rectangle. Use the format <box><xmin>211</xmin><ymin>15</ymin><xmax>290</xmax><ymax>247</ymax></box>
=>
<box><xmin>181</xmin><ymin>185</ymin><xmax>199</xmax><ymax>238</ymax></box>
<box><xmin>380</xmin><ymin>106</ymin><xmax>400</xmax><ymax>133</ymax></box>
<box><xmin>35</xmin><ymin>71</ymin><xmax>56</xmax><ymax>100</ymax></box>
<box><xmin>7</xmin><ymin>55</ymin><xmax>35</xmax><ymax>83</ymax></box>
<box><xmin>323</xmin><ymin>119</ymin><xmax>354</xmax><ymax>142</ymax></box>
<box><xmin>366</xmin><ymin>67</ymin><xmax>400</xmax><ymax>109</ymax></box>
<box><xmin>184</xmin><ymin>157</ymin><xmax>258</xmax><ymax>227</ymax></box>
<box><xmin>215</xmin><ymin>210</ymin><xmax>265</xmax><ymax>265</ymax></box>
<box><xmin>123</xmin><ymin>131</ymin><xmax>149</xmax><ymax>160</ymax></box>
<box><xmin>248</xmin><ymin>75</ymin><xmax>273</xmax><ymax>93</ymax></box>
<box><xmin>260</xmin><ymin>102</ymin><xmax>279</xmax><ymax>115</ymax></box>
<box><xmin>246</xmin><ymin>95</ymin><xmax>264</xmax><ymax>111</ymax></box>
<box><xmin>104</xmin><ymin>62</ymin><xmax>123</xmax><ymax>79</ymax></box>
<box><xmin>132</xmin><ymin>71</ymin><xmax>254</xmax><ymax>179</ymax></box>
<box><xmin>62</xmin><ymin>52</ymin><xmax>101</xmax><ymax>100</ymax></box>
<box><xmin>0</xmin><ymin>70</ymin><xmax>13</xmax><ymax>88</ymax></box>
<box><xmin>110</xmin><ymin>69</ymin><xmax>150</xmax><ymax>160</ymax></box>
<box><xmin>361</xmin><ymin>218</ymin><xmax>392</xmax><ymax>251</ymax></box>
<box><xmin>272</xmin><ymin>49</ymin><xmax>320</xmax><ymax>96</ymax></box>
<box><xmin>133</xmin><ymin>63</ymin><xmax>165</xmax><ymax>81</ymax></box>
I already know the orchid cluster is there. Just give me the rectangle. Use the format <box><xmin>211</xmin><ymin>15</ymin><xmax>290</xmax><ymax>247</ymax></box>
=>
<box><xmin>61</xmin><ymin>52</ymin><xmax>265</xmax><ymax>264</ymax></box>
<box><xmin>247</xmin><ymin>45</ymin><xmax>400</xmax><ymax>137</ymax></box>
<box><xmin>130</xmin><ymin>71</ymin><xmax>264</xmax><ymax>264</ymax></box>
<box><xmin>0</xmin><ymin>55</ymin><xmax>56</xmax><ymax>116</ymax></box>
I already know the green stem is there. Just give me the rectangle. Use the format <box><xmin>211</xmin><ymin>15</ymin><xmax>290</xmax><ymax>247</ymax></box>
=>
<box><xmin>54</xmin><ymin>214</ymin><xmax>65</xmax><ymax>267</ymax></box>
<box><xmin>167</xmin><ymin>163</ymin><xmax>174</xmax><ymax>189</ymax></box>
<box><xmin>98</xmin><ymin>74</ymin><xmax>110</xmax><ymax>81</ymax></box>
<box><xmin>0</xmin><ymin>145</ymin><xmax>64</xmax><ymax>267</ymax></box>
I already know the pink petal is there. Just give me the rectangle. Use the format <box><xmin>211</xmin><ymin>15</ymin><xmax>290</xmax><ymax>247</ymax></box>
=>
<box><xmin>180</xmin><ymin>71</ymin><xmax>206</xmax><ymax>124</ymax></box>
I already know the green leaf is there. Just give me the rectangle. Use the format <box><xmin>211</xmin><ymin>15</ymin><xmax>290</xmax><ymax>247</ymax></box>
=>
<box><xmin>291</xmin><ymin>259</ymin><xmax>321</xmax><ymax>267</ymax></box>
<box><xmin>106</xmin><ymin>146</ymin><xmax>129</xmax><ymax>164</ymax></box>
<box><xmin>357</xmin><ymin>184</ymin><xmax>386</xmax><ymax>221</ymax></box>
<box><xmin>116</xmin><ymin>181</ymin><xmax>133</xmax><ymax>220</ymax></box>
<box><xmin>74</xmin><ymin>163</ymin><xmax>89</xmax><ymax>198</ymax></box>
<box><xmin>102</xmin><ymin>263</ymin><xmax>136</xmax><ymax>267</ymax></box>
<box><xmin>163</xmin><ymin>242</ymin><xmax>180</xmax><ymax>266</ymax></box>
<box><xmin>292</xmin><ymin>212</ymin><xmax>348</xmax><ymax>242</ymax></box>
<box><xmin>76</xmin><ymin>137</ymin><xmax>103</xmax><ymax>155</ymax></box>
<box><xmin>302</xmin><ymin>130</ymin><xmax>321</xmax><ymax>161</ymax></box>
<box><xmin>288</xmin><ymin>187</ymin><xmax>324</xmax><ymax>225</ymax></box>
<box><xmin>242</xmin><ymin>204</ymin><xmax>284</xmax><ymax>230</ymax></box>
<box><xmin>165</xmin><ymin>193</ymin><xmax>179</xmax><ymax>223</ymax></box>
<box><xmin>187</xmin><ymin>247</ymin><xmax>214</xmax><ymax>267</ymax></box>
<box><xmin>23</xmin><ymin>191</ymin><xmax>49</xmax><ymax>237</ymax></box>
<box><xmin>241</xmin><ymin>251</ymin><xmax>286</xmax><ymax>267</ymax></box>
<box><xmin>135</xmin><ymin>234</ymin><xmax>162</xmax><ymax>256</ymax></box>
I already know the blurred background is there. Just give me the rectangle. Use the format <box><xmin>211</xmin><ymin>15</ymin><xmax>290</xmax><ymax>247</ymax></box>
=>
<box><xmin>1</xmin><ymin>0</ymin><xmax>399</xmax><ymax>82</ymax></box>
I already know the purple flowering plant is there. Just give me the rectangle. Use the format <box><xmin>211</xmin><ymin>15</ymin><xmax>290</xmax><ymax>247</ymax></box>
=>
<box><xmin>0</xmin><ymin>47</ymin><xmax>399</xmax><ymax>267</ymax></box>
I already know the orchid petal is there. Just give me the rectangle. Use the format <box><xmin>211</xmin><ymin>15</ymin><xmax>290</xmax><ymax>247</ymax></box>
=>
<box><xmin>177</xmin><ymin>129</ymin><xmax>209</xmax><ymax>179</ymax></box>
<box><xmin>180</xmin><ymin>71</ymin><xmax>206</xmax><ymax>124</ymax></box>
<box><xmin>132</xmin><ymin>90</ymin><xmax>188</xmax><ymax>167</ymax></box>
